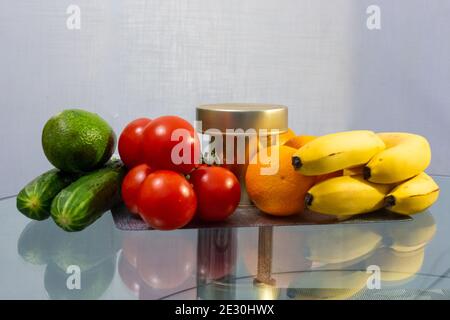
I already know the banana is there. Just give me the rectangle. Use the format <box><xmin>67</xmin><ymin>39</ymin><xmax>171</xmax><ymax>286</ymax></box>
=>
<box><xmin>343</xmin><ymin>166</ymin><xmax>364</xmax><ymax>176</ymax></box>
<box><xmin>363</xmin><ymin>132</ymin><xmax>431</xmax><ymax>183</ymax></box>
<box><xmin>385</xmin><ymin>172</ymin><xmax>439</xmax><ymax>215</ymax></box>
<box><xmin>305</xmin><ymin>175</ymin><xmax>392</xmax><ymax>216</ymax></box>
<box><xmin>292</xmin><ymin>130</ymin><xmax>385</xmax><ymax>176</ymax></box>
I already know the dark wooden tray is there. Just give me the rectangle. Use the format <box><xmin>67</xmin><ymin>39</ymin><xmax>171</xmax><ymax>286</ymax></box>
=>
<box><xmin>111</xmin><ymin>204</ymin><xmax>411</xmax><ymax>231</ymax></box>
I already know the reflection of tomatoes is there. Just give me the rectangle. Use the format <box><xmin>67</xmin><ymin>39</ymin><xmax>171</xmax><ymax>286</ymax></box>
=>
<box><xmin>142</xmin><ymin>116</ymin><xmax>200</xmax><ymax>174</ymax></box>
<box><xmin>119</xmin><ymin>118</ymin><xmax>152</xmax><ymax>168</ymax></box>
<box><xmin>121</xmin><ymin>164</ymin><xmax>153</xmax><ymax>214</ymax></box>
<box><xmin>137</xmin><ymin>171</ymin><xmax>197</xmax><ymax>230</ymax></box>
<box><xmin>137</xmin><ymin>233</ymin><xmax>196</xmax><ymax>289</ymax></box>
<box><xmin>118</xmin><ymin>251</ymin><xmax>142</xmax><ymax>296</ymax></box>
<box><xmin>121</xmin><ymin>232</ymin><xmax>143</xmax><ymax>268</ymax></box>
<box><xmin>198</xmin><ymin>229</ymin><xmax>237</xmax><ymax>280</ymax></box>
<box><xmin>190</xmin><ymin>166</ymin><xmax>241</xmax><ymax>221</ymax></box>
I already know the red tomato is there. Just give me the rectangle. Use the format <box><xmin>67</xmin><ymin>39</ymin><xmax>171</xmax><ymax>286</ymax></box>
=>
<box><xmin>190</xmin><ymin>166</ymin><xmax>241</xmax><ymax>221</ymax></box>
<box><xmin>119</xmin><ymin>118</ymin><xmax>152</xmax><ymax>168</ymax></box>
<box><xmin>142</xmin><ymin>116</ymin><xmax>200</xmax><ymax>174</ymax></box>
<box><xmin>121</xmin><ymin>164</ymin><xmax>153</xmax><ymax>214</ymax></box>
<box><xmin>137</xmin><ymin>170</ymin><xmax>197</xmax><ymax>230</ymax></box>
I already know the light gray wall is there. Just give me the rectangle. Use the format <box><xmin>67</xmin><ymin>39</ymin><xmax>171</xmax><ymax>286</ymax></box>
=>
<box><xmin>1</xmin><ymin>0</ymin><xmax>449</xmax><ymax>197</ymax></box>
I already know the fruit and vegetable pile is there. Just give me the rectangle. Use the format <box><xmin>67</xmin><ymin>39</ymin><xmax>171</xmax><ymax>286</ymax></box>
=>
<box><xmin>17</xmin><ymin>109</ymin><xmax>241</xmax><ymax>231</ymax></box>
<box><xmin>17</xmin><ymin>108</ymin><xmax>439</xmax><ymax>232</ymax></box>
<box><xmin>246</xmin><ymin>129</ymin><xmax>439</xmax><ymax>218</ymax></box>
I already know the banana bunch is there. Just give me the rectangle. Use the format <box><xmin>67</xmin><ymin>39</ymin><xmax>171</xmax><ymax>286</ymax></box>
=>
<box><xmin>292</xmin><ymin>130</ymin><xmax>439</xmax><ymax>216</ymax></box>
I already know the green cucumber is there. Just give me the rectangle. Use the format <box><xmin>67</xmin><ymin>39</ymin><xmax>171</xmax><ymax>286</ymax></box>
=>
<box><xmin>50</xmin><ymin>160</ymin><xmax>125</xmax><ymax>232</ymax></box>
<box><xmin>17</xmin><ymin>169</ymin><xmax>77</xmax><ymax>221</ymax></box>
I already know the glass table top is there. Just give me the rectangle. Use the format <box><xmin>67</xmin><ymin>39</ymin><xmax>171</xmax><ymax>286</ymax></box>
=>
<box><xmin>1</xmin><ymin>176</ymin><xmax>450</xmax><ymax>300</ymax></box>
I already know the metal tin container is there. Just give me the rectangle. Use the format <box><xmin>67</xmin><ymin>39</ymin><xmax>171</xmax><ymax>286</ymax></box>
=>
<box><xmin>196</xmin><ymin>103</ymin><xmax>288</xmax><ymax>206</ymax></box>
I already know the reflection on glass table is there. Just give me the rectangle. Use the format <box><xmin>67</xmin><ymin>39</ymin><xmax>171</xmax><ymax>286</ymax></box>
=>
<box><xmin>1</xmin><ymin>175</ymin><xmax>450</xmax><ymax>300</ymax></box>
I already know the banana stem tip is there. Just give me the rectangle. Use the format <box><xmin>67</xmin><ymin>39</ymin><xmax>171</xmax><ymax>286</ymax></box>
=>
<box><xmin>385</xmin><ymin>195</ymin><xmax>396</xmax><ymax>207</ymax></box>
<box><xmin>292</xmin><ymin>156</ymin><xmax>302</xmax><ymax>170</ymax></box>
<box><xmin>305</xmin><ymin>193</ymin><xmax>313</xmax><ymax>207</ymax></box>
<box><xmin>363</xmin><ymin>166</ymin><xmax>371</xmax><ymax>180</ymax></box>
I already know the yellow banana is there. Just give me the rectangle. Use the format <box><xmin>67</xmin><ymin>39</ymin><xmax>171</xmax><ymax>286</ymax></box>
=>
<box><xmin>292</xmin><ymin>130</ymin><xmax>385</xmax><ymax>176</ymax></box>
<box><xmin>305</xmin><ymin>175</ymin><xmax>392</xmax><ymax>216</ymax></box>
<box><xmin>343</xmin><ymin>166</ymin><xmax>364</xmax><ymax>176</ymax></box>
<box><xmin>385</xmin><ymin>172</ymin><xmax>439</xmax><ymax>215</ymax></box>
<box><xmin>364</xmin><ymin>132</ymin><xmax>431</xmax><ymax>183</ymax></box>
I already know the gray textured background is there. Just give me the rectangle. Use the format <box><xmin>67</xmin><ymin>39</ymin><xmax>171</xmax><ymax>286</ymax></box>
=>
<box><xmin>1</xmin><ymin>0</ymin><xmax>449</xmax><ymax>197</ymax></box>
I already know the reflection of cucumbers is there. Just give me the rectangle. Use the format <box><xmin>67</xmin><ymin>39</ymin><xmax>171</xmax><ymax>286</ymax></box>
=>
<box><xmin>17</xmin><ymin>169</ymin><xmax>77</xmax><ymax>220</ymax></box>
<box><xmin>44</xmin><ymin>256</ymin><xmax>116</xmax><ymax>300</ymax></box>
<box><xmin>51</xmin><ymin>160</ymin><xmax>125</xmax><ymax>232</ymax></box>
<box><xmin>17</xmin><ymin>220</ymin><xmax>57</xmax><ymax>265</ymax></box>
<box><xmin>50</xmin><ymin>214</ymin><xmax>122</xmax><ymax>271</ymax></box>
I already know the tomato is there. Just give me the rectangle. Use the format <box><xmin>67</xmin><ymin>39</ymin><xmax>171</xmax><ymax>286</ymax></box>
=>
<box><xmin>190</xmin><ymin>166</ymin><xmax>241</xmax><ymax>221</ymax></box>
<box><xmin>119</xmin><ymin>118</ymin><xmax>152</xmax><ymax>168</ymax></box>
<box><xmin>121</xmin><ymin>164</ymin><xmax>153</xmax><ymax>214</ymax></box>
<box><xmin>142</xmin><ymin>116</ymin><xmax>200</xmax><ymax>174</ymax></box>
<box><xmin>137</xmin><ymin>170</ymin><xmax>197</xmax><ymax>230</ymax></box>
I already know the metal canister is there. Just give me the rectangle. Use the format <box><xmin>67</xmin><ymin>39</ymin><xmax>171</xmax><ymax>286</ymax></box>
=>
<box><xmin>196</xmin><ymin>103</ymin><xmax>288</xmax><ymax>206</ymax></box>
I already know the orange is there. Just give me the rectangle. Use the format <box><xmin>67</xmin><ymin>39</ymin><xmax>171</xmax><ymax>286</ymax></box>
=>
<box><xmin>245</xmin><ymin>145</ymin><xmax>316</xmax><ymax>216</ymax></box>
<box><xmin>284</xmin><ymin>135</ymin><xmax>316</xmax><ymax>149</ymax></box>
<box><xmin>278</xmin><ymin>128</ymin><xmax>296</xmax><ymax>145</ymax></box>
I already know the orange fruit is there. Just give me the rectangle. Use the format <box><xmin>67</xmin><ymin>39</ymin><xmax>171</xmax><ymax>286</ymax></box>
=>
<box><xmin>284</xmin><ymin>135</ymin><xmax>316</xmax><ymax>149</ymax></box>
<box><xmin>245</xmin><ymin>145</ymin><xmax>316</xmax><ymax>216</ymax></box>
<box><xmin>278</xmin><ymin>128</ymin><xmax>296</xmax><ymax>145</ymax></box>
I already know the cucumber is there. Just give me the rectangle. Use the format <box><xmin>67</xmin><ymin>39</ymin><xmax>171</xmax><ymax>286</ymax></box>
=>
<box><xmin>17</xmin><ymin>169</ymin><xmax>77</xmax><ymax>220</ymax></box>
<box><xmin>50</xmin><ymin>160</ymin><xmax>125</xmax><ymax>232</ymax></box>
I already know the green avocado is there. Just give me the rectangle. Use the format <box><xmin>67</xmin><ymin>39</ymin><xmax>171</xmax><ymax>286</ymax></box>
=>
<box><xmin>42</xmin><ymin>109</ymin><xmax>116</xmax><ymax>173</ymax></box>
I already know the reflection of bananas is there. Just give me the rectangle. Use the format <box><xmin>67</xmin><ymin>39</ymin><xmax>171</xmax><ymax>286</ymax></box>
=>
<box><xmin>292</xmin><ymin>130</ymin><xmax>385</xmax><ymax>175</ymax></box>
<box><xmin>366</xmin><ymin>247</ymin><xmax>425</xmax><ymax>283</ymax></box>
<box><xmin>287</xmin><ymin>270</ymin><xmax>369</xmax><ymax>300</ymax></box>
<box><xmin>385</xmin><ymin>173</ymin><xmax>440</xmax><ymax>215</ymax></box>
<box><xmin>387</xmin><ymin>211</ymin><xmax>436</xmax><ymax>252</ymax></box>
<box><xmin>364</xmin><ymin>133</ymin><xmax>431</xmax><ymax>184</ymax></box>
<box><xmin>305</xmin><ymin>175</ymin><xmax>392</xmax><ymax>216</ymax></box>
<box><xmin>305</xmin><ymin>226</ymin><xmax>382</xmax><ymax>265</ymax></box>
